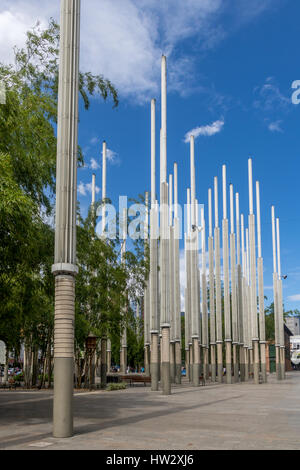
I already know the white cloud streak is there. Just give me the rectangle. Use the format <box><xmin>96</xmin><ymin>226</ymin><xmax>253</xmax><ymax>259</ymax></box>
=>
<box><xmin>184</xmin><ymin>119</ymin><xmax>224</xmax><ymax>143</ymax></box>
<box><xmin>268</xmin><ymin>120</ymin><xmax>283</xmax><ymax>133</ymax></box>
<box><xmin>90</xmin><ymin>158</ymin><xmax>100</xmax><ymax>170</ymax></box>
<box><xmin>288</xmin><ymin>294</ymin><xmax>300</xmax><ymax>302</ymax></box>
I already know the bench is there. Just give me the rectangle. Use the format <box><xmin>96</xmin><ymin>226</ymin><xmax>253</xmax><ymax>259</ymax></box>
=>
<box><xmin>120</xmin><ymin>375</ymin><xmax>151</xmax><ymax>387</ymax></box>
<box><xmin>0</xmin><ymin>381</ymin><xmax>17</xmax><ymax>390</ymax></box>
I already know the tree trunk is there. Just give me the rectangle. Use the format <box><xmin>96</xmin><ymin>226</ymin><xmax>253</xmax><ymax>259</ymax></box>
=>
<box><xmin>46</xmin><ymin>334</ymin><xmax>52</xmax><ymax>389</ymax></box>
<box><xmin>24</xmin><ymin>344</ymin><xmax>32</xmax><ymax>389</ymax></box>
<box><xmin>83</xmin><ymin>351</ymin><xmax>89</xmax><ymax>389</ymax></box>
<box><xmin>40</xmin><ymin>351</ymin><xmax>47</xmax><ymax>389</ymax></box>
<box><xmin>75</xmin><ymin>351</ymin><xmax>82</xmax><ymax>389</ymax></box>
<box><xmin>4</xmin><ymin>348</ymin><xmax>9</xmax><ymax>383</ymax></box>
<box><xmin>31</xmin><ymin>347</ymin><xmax>38</xmax><ymax>387</ymax></box>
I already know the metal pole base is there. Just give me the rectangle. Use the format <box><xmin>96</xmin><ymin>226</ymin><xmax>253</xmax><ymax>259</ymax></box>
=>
<box><xmin>280</xmin><ymin>348</ymin><xmax>286</xmax><ymax>380</ymax></box>
<box><xmin>210</xmin><ymin>345</ymin><xmax>216</xmax><ymax>382</ymax></box>
<box><xmin>217</xmin><ymin>343</ymin><xmax>223</xmax><ymax>383</ymax></box>
<box><xmin>260</xmin><ymin>343</ymin><xmax>267</xmax><ymax>383</ymax></box>
<box><xmin>170</xmin><ymin>343</ymin><xmax>175</xmax><ymax>383</ymax></box>
<box><xmin>189</xmin><ymin>345</ymin><xmax>193</xmax><ymax>383</ymax></box>
<box><xmin>185</xmin><ymin>350</ymin><xmax>189</xmax><ymax>381</ymax></box>
<box><xmin>151</xmin><ymin>334</ymin><xmax>159</xmax><ymax>391</ymax></box>
<box><xmin>192</xmin><ymin>339</ymin><xmax>200</xmax><ymax>386</ymax></box>
<box><xmin>233</xmin><ymin>344</ymin><xmax>239</xmax><ymax>383</ymax></box>
<box><xmin>161</xmin><ymin>328</ymin><xmax>171</xmax><ymax>395</ymax></box>
<box><xmin>150</xmin><ymin>363</ymin><xmax>159</xmax><ymax>391</ymax></box>
<box><xmin>253</xmin><ymin>341</ymin><xmax>260</xmax><ymax>384</ymax></box>
<box><xmin>144</xmin><ymin>345</ymin><xmax>150</xmax><ymax>376</ymax></box>
<box><xmin>175</xmin><ymin>342</ymin><xmax>181</xmax><ymax>384</ymax></box>
<box><xmin>53</xmin><ymin>357</ymin><xmax>74</xmax><ymax>438</ymax></box>
<box><xmin>226</xmin><ymin>341</ymin><xmax>232</xmax><ymax>384</ymax></box>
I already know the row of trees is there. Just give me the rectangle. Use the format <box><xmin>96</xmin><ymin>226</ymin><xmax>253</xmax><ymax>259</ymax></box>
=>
<box><xmin>0</xmin><ymin>20</ymin><xmax>146</xmax><ymax>388</ymax></box>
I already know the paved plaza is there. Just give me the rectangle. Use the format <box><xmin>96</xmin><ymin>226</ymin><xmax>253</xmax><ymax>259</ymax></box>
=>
<box><xmin>0</xmin><ymin>372</ymin><xmax>300</xmax><ymax>450</ymax></box>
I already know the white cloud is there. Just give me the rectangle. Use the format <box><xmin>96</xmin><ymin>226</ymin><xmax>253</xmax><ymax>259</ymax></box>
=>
<box><xmin>90</xmin><ymin>137</ymin><xmax>99</xmax><ymax>145</ymax></box>
<box><xmin>78</xmin><ymin>181</ymin><xmax>100</xmax><ymax>197</ymax></box>
<box><xmin>0</xmin><ymin>0</ymin><xmax>278</xmax><ymax>104</ymax></box>
<box><xmin>0</xmin><ymin>1</ymin><xmax>59</xmax><ymax>64</ymax></box>
<box><xmin>90</xmin><ymin>158</ymin><xmax>100</xmax><ymax>170</ymax></box>
<box><xmin>100</xmin><ymin>147</ymin><xmax>120</xmax><ymax>166</ymax></box>
<box><xmin>184</xmin><ymin>119</ymin><xmax>224</xmax><ymax>143</ymax></box>
<box><xmin>253</xmin><ymin>77</ymin><xmax>290</xmax><ymax>112</ymax></box>
<box><xmin>78</xmin><ymin>182</ymin><xmax>87</xmax><ymax>197</ymax></box>
<box><xmin>288</xmin><ymin>294</ymin><xmax>300</xmax><ymax>302</ymax></box>
<box><xmin>106</xmin><ymin>149</ymin><xmax>119</xmax><ymax>165</ymax></box>
<box><xmin>268</xmin><ymin>120</ymin><xmax>283</xmax><ymax>133</ymax></box>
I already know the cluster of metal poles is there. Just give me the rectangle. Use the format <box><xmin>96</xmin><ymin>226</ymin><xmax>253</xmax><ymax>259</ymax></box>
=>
<box><xmin>143</xmin><ymin>55</ymin><xmax>286</xmax><ymax>395</ymax></box>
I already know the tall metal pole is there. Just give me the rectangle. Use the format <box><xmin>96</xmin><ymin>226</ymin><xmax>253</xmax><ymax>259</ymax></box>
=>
<box><xmin>214</xmin><ymin>177</ymin><xmax>223</xmax><ymax>383</ymax></box>
<box><xmin>174</xmin><ymin>163</ymin><xmax>182</xmax><ymax>384</ymax></box>
<box><xmin>101</xmin><ymin>140</ymin><xmax>108</xmax><ymax>387</ymax></box>
<box><xmin>248</xmin><ymin>159</ymin><xmax>259</xmax><ymax>384</ymax></box>
<box><xmin>190</xmin><ymin>136</ymin><xmax>200</xmax><ymax>386</ymax></box>
<box><xmin>276</xmin><ymin>217</ymin><xmax>285</xmax><ymax>380</ymax></box>
<box><xmin>201</xmin><ymin>207</ymin><xmax>209</xmax><ymax>379</ymax></box>
<box><xmin>246</xmin><ymin>227</ymin><xmax>253</xmax><ymax>376</ymax></box>
<box><xmin>102</xmin><ymin>142</ymin><xmax>107</xmax><ymax>234</ymax></box>
<box><xmin>222</xmin><ymin>166</ymin><xmax>232</xmax><ymax>384</ymax></box>
<box><xmin>169</xmin><ymin>176</ymin><xmax>175</xmax><ymax>383</ymax></box>
<box><xmin>151</xmin><ymin>99</ymin><xmax>156</xmax><ymax>207</ymax></box>
<box><xmin>230</xmin><ymin>184</ymin><xmax>239</xmax><ymax>382</ymax></box>
<box><xmin>144</xmin><ymin>192</ymin><xmax>150</xmax><ymax>376</ymax></box>
<box><xmin>256</xmin><ymin>182</ymin><xmax>267</xmax><ymax>382</ymax></box>
<box><xmin>271</xmin><ymin>206</ymin><xmax>280</xmax><ymax>379</ymax></box>
<box><xmin>90</xmin><ymin>174</ymin><xmax>97</xmax><ymax>386</ymax></box>
<box><xmin>185</xmin><ymin>189</ymin><xmax>192</xmax><ymax>382</ymax></box>
<box><xmin>52</xmin><ymin>0</ymin><xmax>81</xmax><ymax>438</ymax></box>
<box><xmin>160</xmin><ymin>55</ymin><xmax>171</xmax><ymax>395</ymax></box>
<box><xmin>236</xmin><ymin>193</ymin><xmax>245</xmax><ymax>381</ymax></box>
<box><xmin>208</xmin><ymin>188</ymin><xmax>216</xmax><ymax>381</ymax></box>
<box><xmin>241</xmin><ymin>214</ymin><xmax>249</xmax><ymax>381</ymax></box>
<box><xmin>120</xmin><ymin>208</ymin><xmax>127</xmax><ymax>374</ymax></box>
<box><xmin>150</xmin><ymin>99</ymin><xmax>159</xmax><ymax>391</ymax></box>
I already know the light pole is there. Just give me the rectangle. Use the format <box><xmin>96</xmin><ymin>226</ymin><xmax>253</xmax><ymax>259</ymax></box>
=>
<box><xmin>52</xmin><ymin>0</ymin><xmax>81</xmax><ymax>438</ymax></box>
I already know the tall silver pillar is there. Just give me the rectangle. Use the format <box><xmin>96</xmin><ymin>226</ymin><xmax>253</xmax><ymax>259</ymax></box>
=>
<box><xmin>52</xmin><ymin>0</ymin><xmax>81</xmax><ymax>439</ymax></box>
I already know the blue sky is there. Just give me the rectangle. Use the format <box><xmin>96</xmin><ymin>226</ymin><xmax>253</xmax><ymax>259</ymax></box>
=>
<box><xmin>1</xmin><ymin>0</ymin><xmax>300</xmax><ymax>311</ymax></box>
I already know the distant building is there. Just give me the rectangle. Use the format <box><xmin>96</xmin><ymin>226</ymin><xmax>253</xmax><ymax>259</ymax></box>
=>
<box><xmin>290</xmin><ymin>335</ymin><xmax>300</xmax><ymax>351</ymax></box>
<box><xmin>285</xmin><ymin>316</ymin><xmax>300</xmax><ymax>336</ymax></box>
<box><xmin>267</xmin><ymin>324</ymin><xmax>293</xmax><ymax>373</ymax></box>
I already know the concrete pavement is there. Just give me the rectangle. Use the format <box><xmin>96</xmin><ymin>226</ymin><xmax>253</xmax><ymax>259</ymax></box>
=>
<box><xmin>0</xmin><ymin>372</ymin><xmax>300</xmax><ymax>450</ymax></box>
